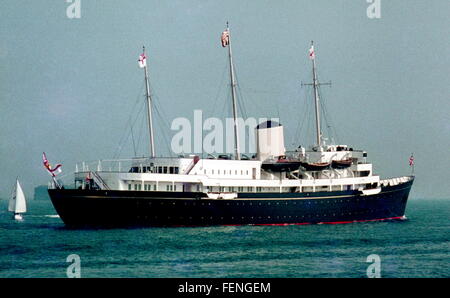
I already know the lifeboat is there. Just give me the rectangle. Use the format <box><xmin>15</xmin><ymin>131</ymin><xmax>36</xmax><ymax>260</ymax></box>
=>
<box><xmin>261</xmin><ymin>156</ymin><xmax>302</xmax><ymax>172</ymax></box>
<box><xmin>331</xmin><ymin>159</ymin><xmax>352</xmax><ymax>169</ymax></box>
<box><xmin>299</xmin><ymin>162</ymin><xmax>331</xmax><ymax>171</ymax></box>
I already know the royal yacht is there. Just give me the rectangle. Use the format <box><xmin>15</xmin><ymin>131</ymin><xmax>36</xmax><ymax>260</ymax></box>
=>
<box><xmin>48</xmin><ymin>25</ymin><xmax>414</xmax><ymax>227</ymax></box>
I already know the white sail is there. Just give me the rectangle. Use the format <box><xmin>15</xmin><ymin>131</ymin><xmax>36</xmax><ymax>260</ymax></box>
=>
<box><xmin>8</xmin><ymin>183</ymin><xmax>16</xmax><ymax>212</ymax></box>
<box><xmin>8</xmin><ymin>179</ymin><xmax>26</xmax><ymax>213</ymax></box>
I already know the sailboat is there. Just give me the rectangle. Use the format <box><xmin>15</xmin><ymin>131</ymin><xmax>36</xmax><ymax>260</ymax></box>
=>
<box><xmin>8</xmin><ymin>178</ymin><xmax>27</xmax><ymax>221</ymax></box>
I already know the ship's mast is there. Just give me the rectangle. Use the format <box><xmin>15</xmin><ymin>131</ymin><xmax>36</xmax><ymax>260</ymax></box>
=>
<box><xmin>302</xmin><ymin>41</ymin><xmax>331</xmax><ymax>149</ymax></box>
<box><xmin>142</xmin><ymin>46</ymin><xmax>156</xmax><ymax>158</ymax></box>
<box><xmin>311</xmin><ymin>41</ymin><xmax>322</xmax><ymax>148</ymax></box>
<box><xmin>226</xmin><ymin>23</ymin><xmax>241</xmax><ymax>160</ymax></box>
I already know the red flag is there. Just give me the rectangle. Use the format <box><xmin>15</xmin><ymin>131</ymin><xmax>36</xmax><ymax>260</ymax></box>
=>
<box><xmin>138</xmin><ymin>53</ymin><xmax>147</xmax><ymax>68</ymax></box>
<box><xmin>409</xmin><ymin>154</ymin><xmax>414</xmax><ymax>166</ymax></box>
<box><xmin>221</xmin><ymin>30</ymin><xmax>229</xmax><ymax>47</ymax></box>
<box><xmin>309</xmin><ymin>45</ymin><xmax>315</xmax><ymax>60</ymax></box>
<box><xmin>43</xmin><ymin>152</ymin><xmax>62</xmax><ymax>177</ymax></box>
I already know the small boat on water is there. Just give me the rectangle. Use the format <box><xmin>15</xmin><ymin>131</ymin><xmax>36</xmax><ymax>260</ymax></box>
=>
<box><xmin>8</xmin><ymin>178</ymin><xmax>27</xmax><ymax>221</ymax></box>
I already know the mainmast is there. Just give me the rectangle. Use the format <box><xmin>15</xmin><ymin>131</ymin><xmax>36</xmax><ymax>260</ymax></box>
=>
<box><xmin>140</xmin><ymin>46</ymin><xmax>156</xmax><ymax>158</ymax></box>
<box><xmin>310</xmin><ymin>41</ymin><xmax>322</xmax><ymax>148</ymax></box>
<box><xmin>223</xmin><ymin>22</ymin><xmax>241</xmax><ymax>160</ymax></box>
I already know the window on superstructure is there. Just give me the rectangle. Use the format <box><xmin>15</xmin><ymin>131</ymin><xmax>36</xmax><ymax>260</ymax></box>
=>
<box><xmin>359</xmin><ymin>171</ymin><xmax>370</xmax><ymax>177</ymax></box>
<box><xmin>128</xmin><ymin>184</ymin><xmax>132</xmax><ymax>190</ymax></box>
<box><xmin>332</xmin><ymin>185</ymin><xmax>341</xmax><ymax>191</ymax></box>
<box><xmin>163</xmin><ymin>166</ymin><xmax>168</xmax><ymax>174</ymax></box>
<box><xmin>175</xmin><ymin>167</ymin><xmax>179</xmax><ymax>174</ymax></box>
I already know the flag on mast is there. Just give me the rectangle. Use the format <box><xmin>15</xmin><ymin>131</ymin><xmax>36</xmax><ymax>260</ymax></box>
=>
<box><xmin>138</xmin><ymin>52</ymin><xmax>147</xmax><ymax>68</ymax></box>
<box><xmin>221</xmin><ymin>30</ymin><xmax>229</xmax><ymax>47</ymax></box>
<box><xmin>409</xmin><ymin>154</ymin><xmax>414</xmax><ymax>166</ymax></box>
<box><xmin>309</xmin><ymin>45</ymin><xmax>315</xmax><ymax>60</ymax></box>
<box><xmin>42</xmin><ymin>152</ymin><xmax>62</xmax><ymax>177</ymax></box>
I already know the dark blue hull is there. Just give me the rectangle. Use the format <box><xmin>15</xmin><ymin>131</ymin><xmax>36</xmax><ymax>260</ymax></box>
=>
<box><xmin>48</xmin><ymin>178</ymin><xmax>414</xmax><ymax>227</ymax></box>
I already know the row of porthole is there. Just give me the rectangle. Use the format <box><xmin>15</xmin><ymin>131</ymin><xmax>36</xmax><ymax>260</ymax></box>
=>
<box><xmin>135</xmin><ymin>195</ymin><xmax>404</xmax><ymax>208</ymax></box>
<box><xmin>139</xmin><ymin>199</ymin><xmax>365</xmax><ymax>206</ymax></box>
<box><xmin>135</xmin><ymin>211</ymin><xmax>386</xmax><ymax>221</ymax></box>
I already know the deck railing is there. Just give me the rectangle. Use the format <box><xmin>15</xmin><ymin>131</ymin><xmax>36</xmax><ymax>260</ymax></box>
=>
<box><xmin>75</xmin><ymin>158</ymin><xmax>150</xmax><ymax>173</ymax></box>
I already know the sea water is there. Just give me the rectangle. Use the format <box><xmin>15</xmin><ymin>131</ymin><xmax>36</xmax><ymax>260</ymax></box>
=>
<box><xmin>0</xmin><ymin>198</ymin><xmax>448</xmax><ymax>278</ymax></box>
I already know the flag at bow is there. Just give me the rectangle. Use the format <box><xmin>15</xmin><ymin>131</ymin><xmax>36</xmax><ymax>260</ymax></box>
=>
<box><xmin>138</xmin><ymin>52</ymin><xmax>147</xmax><ymax>68</ymax></box>
<box><xmin>409</xmin><ymin>154</ymin><xmax>414</xmax><ymax>166</ymax></box>
<box><xmin>309</xmin><ymin>45</ymin><xmax>315</xmax><ymax>60</ymax></box>
<box><xmin>221</xmin><ymin>30</ymin><xmax>229</xmax><ymax>47</ymax></box>
<box><xmin>42</xmin><ymin>152</ymin><xmax>62</xmax><ymax>177</ymax></box>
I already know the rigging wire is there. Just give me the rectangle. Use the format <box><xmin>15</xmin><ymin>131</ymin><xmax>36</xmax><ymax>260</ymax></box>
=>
<box><xmin>318</xmin><ymin>86</ymin><xmax>340</xmax><ymax>145</ymax></box>
<box><xmin>292</xmin><ymin>84</ymin><xmax>312</xmax><ymax>147</ymax></box>
<box><xmin>152</xmin><ymin>94</ymin><xmax>175</xmax><ymax>157</ymax></box>
<box><xmin>207</xmin><ymin>59</ymin><xmax>228</xmax><ymax>119</ymax></box>
<box><xmin>130</xmin><ymin>124</ymin><xmax>137</xmax><ymax>156</ymax></box>
<box><xmin>233</xmin><ymin>63</ymin><xmax>248</xmax><ymax>120</ymax></box>
<box><xmin>112</xmin><ymin>80</ymin><xmax>145</xmax><ymax>159</ymax></box>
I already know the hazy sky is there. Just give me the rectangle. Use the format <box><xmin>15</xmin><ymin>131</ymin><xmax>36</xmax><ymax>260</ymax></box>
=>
<box><xmin>0</xmin><ymin>0</ymin><xmax>449</xmax><ymax>199</ymax></box>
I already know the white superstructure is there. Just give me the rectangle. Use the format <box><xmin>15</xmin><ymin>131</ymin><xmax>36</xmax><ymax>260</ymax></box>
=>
<box><xmin>59</xmin><ymin>36</ymin><xmax>414</xmax><ymax>198</ymax></box>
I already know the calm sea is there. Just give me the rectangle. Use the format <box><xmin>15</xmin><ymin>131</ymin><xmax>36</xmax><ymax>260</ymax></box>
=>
<box><xmin>0</xmin><ymin>197</ymin><xmax>448</xmax><ymax>278</ymax></box>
